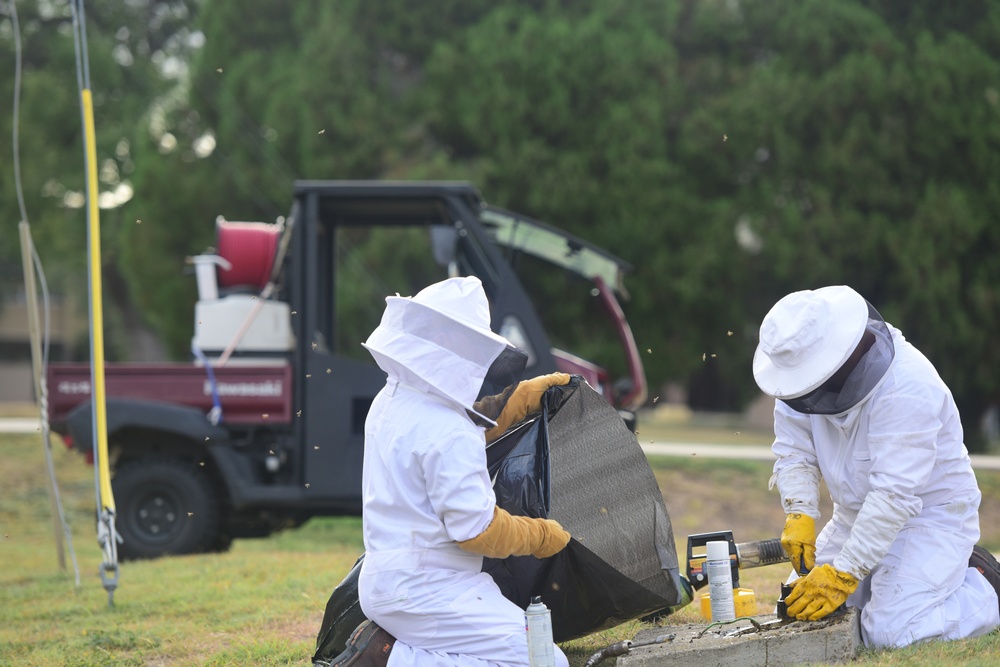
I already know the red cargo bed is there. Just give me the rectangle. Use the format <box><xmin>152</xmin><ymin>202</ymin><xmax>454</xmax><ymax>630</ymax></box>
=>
<box><xmin>46</xmin><ymin>363</ymin><xmax>293</xmax><ymax>426</ymax></box>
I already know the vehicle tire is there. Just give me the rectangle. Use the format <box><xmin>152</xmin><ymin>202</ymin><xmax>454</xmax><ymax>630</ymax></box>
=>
<box><xmin>112</xmin><ymin>456</ymin><xmax>221</xmax><ymax>560</ymax></box>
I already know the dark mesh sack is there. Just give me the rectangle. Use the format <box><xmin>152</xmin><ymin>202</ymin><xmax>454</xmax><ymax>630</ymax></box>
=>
<box><xmin>484</xmin><ymin>378</ymin><xmax>683</xmax><ymax>640</ymax></box>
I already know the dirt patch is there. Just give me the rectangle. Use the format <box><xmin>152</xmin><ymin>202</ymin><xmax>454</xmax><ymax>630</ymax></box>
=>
<box><xmin>975</xmin><ymin>471</ymin><xmax>1000</xmax><ymax>550</ymax></box>
<box><xmin>651</xmin><ymin>457</ymin><xmax>833</xmax><ymax>545</ymax></box>
<box><xmin>267</xmin><ymin>616</ymin><xmax>322</xmax><ymax>644</ymax></box>
<box><xmin>653</xmin><ymin>456</ymin><xmax>1000</xmax><ymax>552</ymax></box>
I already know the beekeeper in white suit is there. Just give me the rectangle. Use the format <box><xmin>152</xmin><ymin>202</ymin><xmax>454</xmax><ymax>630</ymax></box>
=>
<box><xmin>343</xmin><ymin>276</ymin><xmax>572</xmax><ymax>667</ymax></box>
<box><xmin>753</xmin><ymin>285</ymin><xmax>1000</xmax><ymax>648</ymax></box>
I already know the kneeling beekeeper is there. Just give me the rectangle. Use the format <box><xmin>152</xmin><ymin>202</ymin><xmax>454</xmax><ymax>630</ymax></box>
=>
<box><xmin>346</xmin><ymin>276</ymin><xmax>572</xmax><ymax>666</ymax></box>
<box><xmin>753</xmin><ymin>285</ymin><xmax>1000</xmax><ymax>647</ymax></box>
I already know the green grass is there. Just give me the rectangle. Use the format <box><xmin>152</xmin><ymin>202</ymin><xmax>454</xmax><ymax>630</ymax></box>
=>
<box><xmin>2</xmin><ymin>430</ymin><xmax>999</xmax><ymax>666</ymax></box>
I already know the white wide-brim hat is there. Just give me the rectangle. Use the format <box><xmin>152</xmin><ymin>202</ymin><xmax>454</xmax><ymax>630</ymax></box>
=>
<box><xmin>753</xmin><ymin>286</ymin><xmax>868</xmax><ymax>399</ymax></box>
<box><xmin>363</xmin><ymin>276</ymin><xmax>513</xmax><ymax>419</ymax></box>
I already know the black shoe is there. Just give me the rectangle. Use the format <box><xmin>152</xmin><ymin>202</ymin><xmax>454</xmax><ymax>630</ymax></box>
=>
<box><xmin>329</xmin><ymin>620</ymin><xmax>396</xmax><ymax>667</ymax></box>
<box><xmin>970</xmin><ymin>545</ymin><xmax>1000</xmax><ymax>611</ymax></box>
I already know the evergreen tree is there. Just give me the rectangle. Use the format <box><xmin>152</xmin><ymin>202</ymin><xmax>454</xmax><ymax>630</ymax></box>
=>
<box><xmin>4</xmin><ymin>0</ymin><xmax>999</xmax><ymax>445</ymax></box>
<box><xmin>1</xmin><ymin>0</ymin><xmax>203</xmax><ymax>359</ymax></box>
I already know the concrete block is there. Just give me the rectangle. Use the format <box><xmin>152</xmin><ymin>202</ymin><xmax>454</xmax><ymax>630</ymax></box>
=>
<box><xmin>616</xmin><ymin>608</ymin><xmax>861</xmax><ymax>667</ymax></box>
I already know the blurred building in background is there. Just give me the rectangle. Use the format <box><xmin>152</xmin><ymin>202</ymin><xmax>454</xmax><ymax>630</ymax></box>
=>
<box><xmin>0</xmin><ymin>282</ymin><xmax>83</xmax><ymax>403</ymax></box>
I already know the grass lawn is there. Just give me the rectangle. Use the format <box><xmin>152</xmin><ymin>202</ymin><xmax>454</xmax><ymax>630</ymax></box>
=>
<box><xmin>2</xmin><ymin>423</ymin><xmax>999</xmax><ymax>666</ymax></box>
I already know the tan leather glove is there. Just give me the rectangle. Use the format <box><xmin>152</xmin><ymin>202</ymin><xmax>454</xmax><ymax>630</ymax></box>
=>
<box><xmin>458</xmin><ymin>506</ymin><xmax>571</xmax><ymax>559</ymax></box>
<box><xmin>785</xmin><ymin>564</ymin><xmax>858</xmax><ymax>621</ymax></box>
<box><xmin>473</xmin><ymin>385</ymin><xmax>516</xmax><ymax>430</ymax></box>
<box><xmin>484</xmin><ymin>373</ymin><xmax>571</xmax><ymax>443</ymax></box>
<box><xmin>781</xmin><ymin>513</ymin><xmax>817</xmax><ymax>574</ymax></box>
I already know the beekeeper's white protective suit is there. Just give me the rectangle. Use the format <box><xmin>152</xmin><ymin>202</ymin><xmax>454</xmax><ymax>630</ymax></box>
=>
<box><xmin>358</xmin><ymin>276</ymin><xmax>571</xmax><ymax>667</ymax></box>
<box><xmin>755</xmin><ymin>286</ymin><xmax>999</xmax><ymax>648</ymax></box>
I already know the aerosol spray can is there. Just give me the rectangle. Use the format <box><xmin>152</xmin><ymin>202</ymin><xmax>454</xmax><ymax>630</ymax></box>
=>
<box><xmin>525</xmin><ymin>596</ymin><xmax>555</xmax><ymax>667</ymax></box>
<box><xmin>706</xmin><ymin>540</ymin><xmax>736</xmax><ymax>621</ymax></box>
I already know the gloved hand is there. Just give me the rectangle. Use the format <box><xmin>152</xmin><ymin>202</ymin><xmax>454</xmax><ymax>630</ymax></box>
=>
<box><xmin>484</xmin><ymin>373</ymin><xmax>571</xmax><ymax>442</ymax></box>
<box><xmin>781</xmin><ymin>513</ymin><xmax>817</xmax><ymax>574</ymax></box>
<box><xmin>458</xmin><ymin>506</ymin><xmax>571</xmax><ymax>559</ymax></box>
<box><xmin>784</xmin><ymin>563</ymin><xmax>858</xmax><ymax>621</ymax></box>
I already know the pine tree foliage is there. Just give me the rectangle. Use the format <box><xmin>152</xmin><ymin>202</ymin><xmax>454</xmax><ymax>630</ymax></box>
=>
<box><xmin>2</xmin><ymin>0</ymin><xmax>999</xmax><ymax>445</ymax></box>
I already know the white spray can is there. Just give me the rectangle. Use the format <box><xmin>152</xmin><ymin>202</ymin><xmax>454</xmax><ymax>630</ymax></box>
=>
<box><xmin>525</xmin><ymin>596</ymin><xmax>555</xmax><ymax>667</ymax></box>
<box><xmin>706</xmin><ymin>540</ymin><xmax>736</xmax><ymax>621</ymax></box>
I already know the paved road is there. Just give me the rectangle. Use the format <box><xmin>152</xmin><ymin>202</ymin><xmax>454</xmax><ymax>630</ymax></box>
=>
<box><xmin>0</xmin><ymin>418</ymin><xmax>42</xmax><ymax>434</ymax></box>
<box><xmin>641</xmin><ymin>442</ymin><xmax>776</xmax><ymax>461</ymax></box>
<box><xmin>640</xmin><ymin>441</ymin><xmax>1000</xmax><ymax>471</ymax></box>
<box><xmin>6</xmin><ymin>417</ymin><xmax>1000</xmax><ymax>470</ymax></box>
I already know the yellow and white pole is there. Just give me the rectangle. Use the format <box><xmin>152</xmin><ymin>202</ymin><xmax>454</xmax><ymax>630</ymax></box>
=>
<box><xmin>73</xmin><ymin>0</ymin><xmax>118</xmax><ymax>606</ymax></box>
<box><xmin>81</xmin><ymin>90</ymin><xmax>115</xmax><ymax>518</ymax></box>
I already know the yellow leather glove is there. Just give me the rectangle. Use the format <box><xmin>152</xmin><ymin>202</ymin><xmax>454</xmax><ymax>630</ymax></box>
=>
<box><xmin>484</xmin><ymin>373</ymin><xmax>571</xmax><ymax>443</ymax></box>
<box><xmin>458</xmin><ymin>506</ymin><xmax>571</xmax><ymax>559</ymax></box>
<box><xmin>784</xmin><ymin>563</ymin><xmax>858</xmax><ymax>621</ymax></box>
<box><xmin>781</xmin><ymin>513</ymin><xmax>817</xmax><ymax>574</ymax></box>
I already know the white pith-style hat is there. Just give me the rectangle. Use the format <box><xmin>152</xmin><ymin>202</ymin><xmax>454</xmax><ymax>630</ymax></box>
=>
<box><xmin>752</xmin><ymin>286</ymin><xmax>869</xmax><ymax>399</ymax></box>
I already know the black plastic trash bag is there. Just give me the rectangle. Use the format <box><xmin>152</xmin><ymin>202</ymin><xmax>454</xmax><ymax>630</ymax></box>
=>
<box><xmin>313</xmin><ymin>554</ymin><xmax>365</xmax><ymax>665</ymax></box>
<box><xmin>312</xmin><ymin>378</ymin><xmax>683</xmax><ymax>664</ymax></box>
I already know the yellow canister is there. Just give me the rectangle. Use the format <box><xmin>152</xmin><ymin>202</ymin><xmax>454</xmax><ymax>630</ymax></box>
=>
<box><xmin>699</xmin><ymin>588</ymin><xmax>757</xmax><ymax>620</ymax></box>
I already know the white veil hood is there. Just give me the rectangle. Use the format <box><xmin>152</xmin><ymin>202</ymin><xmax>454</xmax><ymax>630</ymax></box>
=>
<box><xmin>362</xmin><ymin>277</ymin><xmax>513</xmax><ymax>420</ymax></box>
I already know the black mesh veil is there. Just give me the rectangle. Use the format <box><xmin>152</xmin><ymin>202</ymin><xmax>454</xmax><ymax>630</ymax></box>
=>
<box><xmin>781</xmin><ymin>300</ymin><xmax>895</xmax><ymax>415</ymax></box>
<box><xmin>472</xmin><ymin>345</ymin><xmax>529</xmax><ymax>423</ymax></box>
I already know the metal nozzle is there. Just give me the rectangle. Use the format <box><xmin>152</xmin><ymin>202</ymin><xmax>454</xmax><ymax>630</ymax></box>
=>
<box><xmin>735</xmin><ymin>538</ymin><xmax>788</xmax><ymax>569</ymax></box>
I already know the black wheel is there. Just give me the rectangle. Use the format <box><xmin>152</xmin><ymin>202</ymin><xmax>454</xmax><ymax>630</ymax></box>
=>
<box><xmin>112</xmin><ymin>456</ymin><xmax>221</xmax><ymax>560</ymax></box>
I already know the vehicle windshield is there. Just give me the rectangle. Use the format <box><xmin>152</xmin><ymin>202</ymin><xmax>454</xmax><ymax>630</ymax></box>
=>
<box><xmin>478</xmin><ymin>206</ymin><xmax>646</xmax><ymax>410</ymax></box>
<box><xmin>478</xmin><ymin>207</ymin><xmax>631</xmax><ymax>298</ymax></box>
